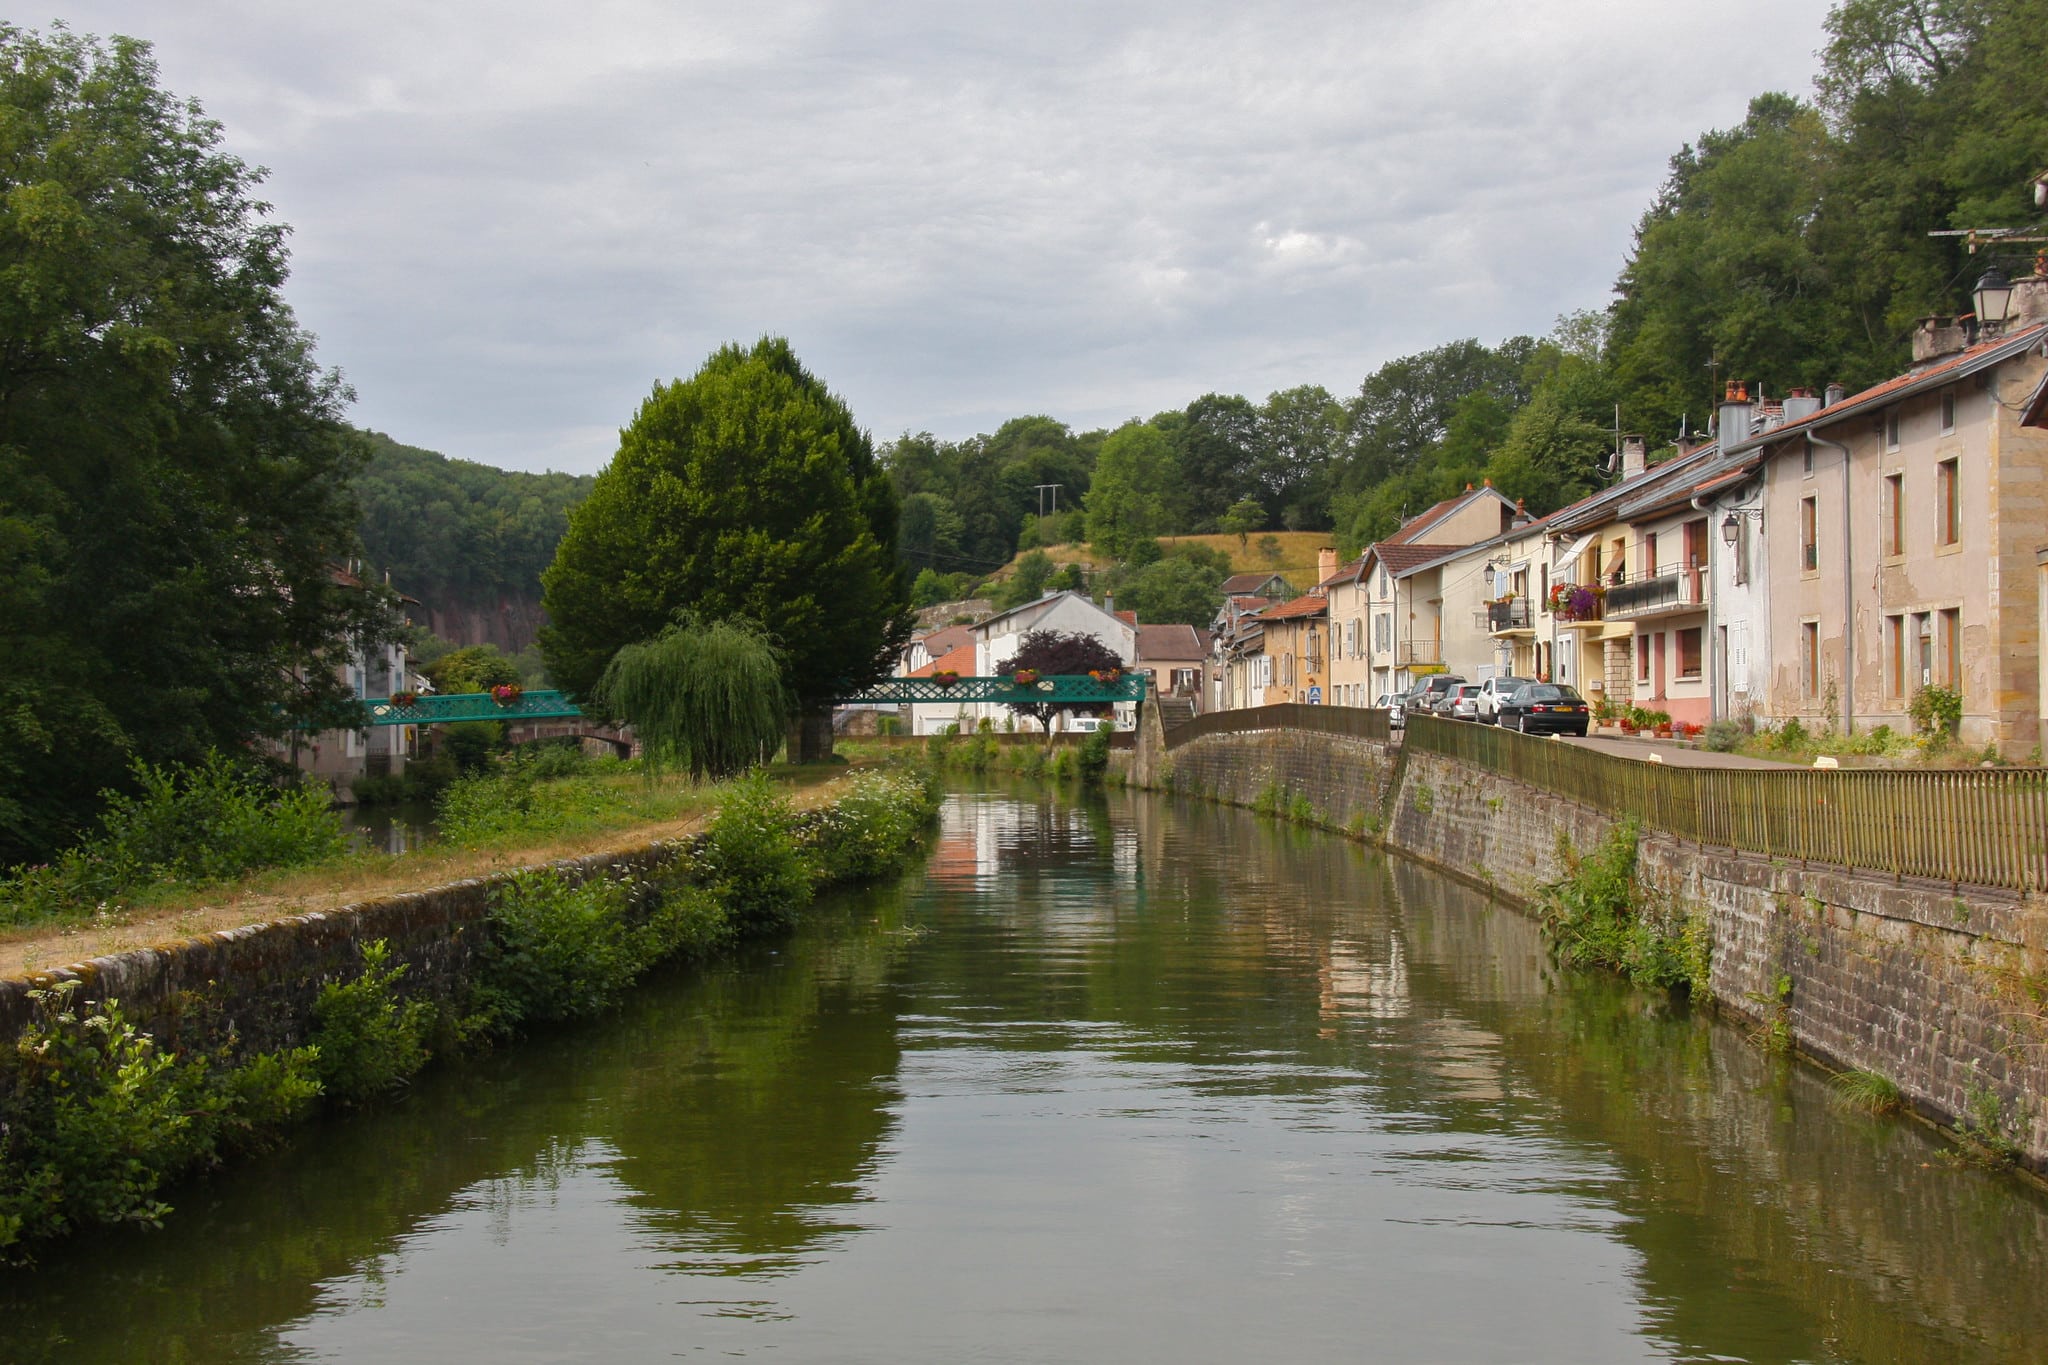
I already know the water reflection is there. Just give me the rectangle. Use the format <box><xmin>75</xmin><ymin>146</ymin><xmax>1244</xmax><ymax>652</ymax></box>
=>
<box><xmin>4</xmin><ymin>786</ymin><xmax>2046</xmax><ymax>1364</ymax></box>
<box><xmin>339</xmin><ymin>802</ymin><xmax>437</xmax><ymax>856</ymax></box>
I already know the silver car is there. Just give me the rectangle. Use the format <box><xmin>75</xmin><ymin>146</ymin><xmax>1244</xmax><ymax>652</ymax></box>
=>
<box><xmin>1445</xmin><ymin>683</ymin><xmax>1484</xmax><ymax>721</ymax></box>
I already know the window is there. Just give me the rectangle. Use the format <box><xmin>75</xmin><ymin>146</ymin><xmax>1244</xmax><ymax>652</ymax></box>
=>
<box><xmin>1886</xmin><ymin>614</ymin><xmax>1905</xmax><ymax>698</ymax></box>
<box><xmin>1643</xmin><ymin>532</ymin><xmax>1658</xmax><ymax>578</ymax></box>
<box><xmin>1937</xmin><ymin>459</ymin><xmax>1960</xmax><ymax>546</ymax></box>
<box><xmin>1374</xmin><ymin>614</ymin><xmax>1390</xmax><ymax>650</ymax></box>
<box><xmin>1884</xmin><ymin>474</ymin><xmax>1904</xmax><ymax>557</ymax></box>
<box><xmin>1884</xmin><ymin>406</ymin><xmax>1901</xmax><ymax>451</ymax></box>
<box><xmin>1801</xmin><ymin>496</ymin><xmax>1819</xmax><ymax>572</ymax></box>
<box><xmin>1802</xmin><ymin>621</ymin><xmax>1820</xmax><ymax>698</ymax></box>
<box><xmin>1637</xmin><ymin>635</ymin><xmax>1651</xmax><ymax>683</ymax></box>
<box><xmin>1914</xmin><ymin>613</ymin><xmax>1932</xmax><ymax>688</ymax></box>
<box><xmin>1803</xmin><ymin>441</ymin><xmax>1814</xmax><ymax>477</ymax></box>
<box><xmin>1676</xmin><ymin>628</ymin><xmax>1703</xmax><ymax>678</ymax></box>
<box><xmin>1941</xmin><ymin>388</ymin><xmax>1956</xmax><ymax>435</ymax></box>
<box><xmin>1940</xmin><ymin>608</ymin><xmax>1961</xmax><ymax>689</ymax></box>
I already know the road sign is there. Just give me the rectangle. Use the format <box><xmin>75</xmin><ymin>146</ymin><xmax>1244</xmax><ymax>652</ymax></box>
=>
<box><xmin>1306</xmin><ymin>686</ymin><xmax>1322</xmax><ymax>705</ymax></box>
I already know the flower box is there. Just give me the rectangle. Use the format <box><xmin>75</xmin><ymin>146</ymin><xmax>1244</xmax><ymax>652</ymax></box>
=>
<box><xmin>392</xmin><ymin>690</ymin><xmax>419</xmax><ymax>708</ymax></box>
<box><xmin>492</xmin><ymin>683</ymin><xmax>524</xmax><ymax>706</ymax></box>
<box><xmin>932</xmin><ymin>671</ymin><xmax>959</xmax><ymax>689</ymax></box>
<box><xmin>1012</xmin><ymin>669</ymin><xmax>1040</xmax><ymax>687</ymax></box>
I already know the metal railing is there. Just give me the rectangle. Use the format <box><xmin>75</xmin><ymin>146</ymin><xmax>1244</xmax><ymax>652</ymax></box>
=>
<box><xmin>1164</xmin><ymin>702</ymin><xmax>1389</xmax><ymax>750</ymax></box>
<box><xmin>1480</xmin><ymin>600</ymin><xmax>1533</xmax><ymax>633</ymax></box>
<box><xmin>1403</xmin><ymin>715</ymin><xmax>2048</xmax><ymax>892</ymax></box>
<box><xmin>1398</xmin><ymin>641</ymin><xmax>1443</xmax><ymax>666</ymax></box>
<box><xmin>1606</xmin><ymin>568</ymin><xmax>1707</xmax><ymax>619</ymax></box>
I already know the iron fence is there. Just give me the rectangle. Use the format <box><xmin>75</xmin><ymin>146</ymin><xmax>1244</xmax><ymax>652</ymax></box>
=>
<box><xmin>1403</xmin><ymin>715</ymin><xmax>2048</xmax><ymax>892</ymax></box>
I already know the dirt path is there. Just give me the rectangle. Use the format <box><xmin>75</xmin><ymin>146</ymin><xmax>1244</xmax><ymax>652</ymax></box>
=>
<box><xmin>0</xmin><ymin>772</ymin><xmax>858</xmax><ymax>982</ymax></box>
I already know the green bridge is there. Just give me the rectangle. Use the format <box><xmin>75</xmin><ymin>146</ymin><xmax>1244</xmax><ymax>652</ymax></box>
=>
<box><xmin>825</xmin><ymin>674</ymin><xmax>1150</xmax><ymax>705</ymax></box>
<box><xmin>360</xmin><ymin>674</ymin><xmax>1147</xmax><ymax>728</ymax></box>
<box><xmin>361</xmin><ymin>689</ymin><xmax>586</xmax><ymax>725</ymax></box>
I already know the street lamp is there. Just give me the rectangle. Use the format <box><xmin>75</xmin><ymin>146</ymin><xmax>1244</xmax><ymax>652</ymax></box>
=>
<box><xmin>1975</xmin><ymin>266</ymin><xmax>2014</xmax><ymax>329</ymax></box>
<box><xmin>1720</xmin><ymin>513</ymin><xmax>1740</xmax><ymax>548</ymax></box>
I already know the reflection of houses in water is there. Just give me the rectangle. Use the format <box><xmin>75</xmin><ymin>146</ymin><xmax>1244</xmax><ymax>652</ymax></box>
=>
<box><xmin>1318</xmin><ymin>936</ymin><xmax>1410</xmax><ymax>1024</ymax></box>
<box><xmin>928</xmin><ymin>795</ymin><xmax>1135</xmax><ymax>887</ymax></box>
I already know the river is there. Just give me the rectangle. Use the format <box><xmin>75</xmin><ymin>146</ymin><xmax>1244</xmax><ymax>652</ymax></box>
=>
<box><xmin>5</xmin><ymin>784</ymin><xmax>2046</xmax><ymax>1362</ymax></box>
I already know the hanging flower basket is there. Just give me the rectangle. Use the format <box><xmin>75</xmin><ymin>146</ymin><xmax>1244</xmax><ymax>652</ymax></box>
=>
<box><xmin>1012</xmin><ymin>669</ymin><xmax>1040</xmax><ymax>687</ymax></box>
<box><xmin>1089</xmin><ymin>668</ymin><xmax>1122</xmax><ymax>684</ymax></box>
<box><xmin>392</xmin><ymin>689</ymin><xmax>419</xmax><ymax>708</ymax></box>
<box><xmin>492</xmin><ymin>683</ymin><xmax>524</xmax><ymax>707</ymax></box>
<box><xmin>933</xmin><ymin>670</ymin><xmax>960</xmax><ymax>689</ymax></box>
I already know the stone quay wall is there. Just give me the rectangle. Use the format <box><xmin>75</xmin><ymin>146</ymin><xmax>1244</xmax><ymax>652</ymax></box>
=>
<box><xmin>1148</xmin><ymin>723</ymin><xmax>2048</xmax><ymax>1168</ymax></box>
<box><xmin>0</xmin><ymin>841</ymin><xmax>693</xmax><ymax>1058</ymax></box>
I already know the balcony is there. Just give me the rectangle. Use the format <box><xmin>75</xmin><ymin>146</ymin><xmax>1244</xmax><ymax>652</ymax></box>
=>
<box><xmin>1605</xmin><ymin>567</ymin><xmax>1708</xmax><ymax>621</ymax></box>
<box><xmin>1397</xmin><ymin>641</ymin><xmax>1443</xmax><ymax>667</ymax></box>
<box><xmin>1550</xmin><ymin>582</ymin><xmax>1605</xmax><ymax>627</ymax></box>
<box><xmin>1477</xmin><ymin>599</ymin><xmax>1533</xmax><ymax>636</ymax></box>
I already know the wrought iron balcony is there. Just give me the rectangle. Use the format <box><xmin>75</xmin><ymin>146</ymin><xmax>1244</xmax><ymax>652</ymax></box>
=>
<box><xmin>1605</xmin><ymin>568</ymin><xmax>1709</xmax><ymax>621</ymax></box>
<box><xmin>1477</xmin><ymin>599</ymin><xmax>1533</xmax><ymax>634</ymax></box>
<box><xmin>1397</xmin><ymin>641</ymin><xmax>1443</xmax><ymax>666</ymax></box>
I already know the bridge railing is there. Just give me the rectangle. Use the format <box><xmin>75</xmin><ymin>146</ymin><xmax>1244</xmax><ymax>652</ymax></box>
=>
<box><xmin>1164</xmin><ymin>703</ymin><xmax>1388</xmax><ymax>750</ymax></box>
<box><xmin>362</xmin><ymin>689</ymin><xmax>585</xmax><ymax>726</ymax></box>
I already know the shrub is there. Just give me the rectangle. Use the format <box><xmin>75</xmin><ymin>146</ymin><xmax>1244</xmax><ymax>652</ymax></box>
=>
<box><xmin>1774</xmin><ymin>717</ymin><xmax>1810</xmax><ymax>751</ymax></box>
<box><xmin>472</xmin><ymin>871</ymin><xmax>642</xmax><ymax>1033</ymax></box>
<box><xmin>807</xmin><ymin>768</ymin><xmax>941</xmax><ymax>883</ymax></box>
<box><xmin>1</xmin><ymin>753</ymin><xmax>345</xmax><ymax>927</ymax></box>
<box><xmin>1076</xmin><ymin>726</ymin><xmax>1113</xmax><ymax>785</ymax></box>
<box><xmin>1701</xmin><ymin>719</ymin><xmax>1744</xmax><ymax>752</ymax></box>
<box><xmin>309</xmin><ymin>940</ymin><xmax>433</xmax><ymax>1104</ymax></box>
<box><xmin>0</xmin><ymin>983</ymin><xmax>320</xmax><ymax>1260</ymax></box>
<box><xmin>1909</xmin><ymin>684</ymin><xmax>1962</xmax><ymax>741</ymax></box>
<box><xmin>1537</xmin><ymin>821</ymin><xmax>1709</xmax><ymax>993</ymax></box>
<box><xmin>698</xmin><ymin>773</ymin><xmax>812</xmax><ymax>931</ymax></box>
<box><xmin>1831</xmin><ymin>1069</ymin><xmax>1903</xmax><ymax>1116</ymax></box>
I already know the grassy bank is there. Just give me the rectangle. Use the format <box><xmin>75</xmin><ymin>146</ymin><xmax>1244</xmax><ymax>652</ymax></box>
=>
<box><xmin>0</xmin><ymin>754</ymin><xmax>852</xmax><ymax>978</ymax></box>
<box><xmin>0</xmin><ymin>764</ymin><xmax>942</xmax><ymax>1262</ymax></box>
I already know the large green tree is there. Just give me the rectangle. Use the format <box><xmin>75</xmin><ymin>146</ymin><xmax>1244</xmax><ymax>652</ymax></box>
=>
<box><xmin>1083</xmin><ymin>420</ymin><xmax>1175</xmax><ymax>559</ymax></box>
<box><xmin>0</xmin><ymin>27</ymin><xmax>384</xmax><ymax>865</ymax></box>
<box><xmin>539</xmin><ymin>338</ymin><xmax>911</xmax><ymax>759</ymax></box>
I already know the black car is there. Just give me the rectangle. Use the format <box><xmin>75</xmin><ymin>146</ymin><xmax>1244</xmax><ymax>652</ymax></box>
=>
<box><xmin>1496</xmin><ymin>682</ymin><xmax>1591</xmax><ymax>735</ymax></box>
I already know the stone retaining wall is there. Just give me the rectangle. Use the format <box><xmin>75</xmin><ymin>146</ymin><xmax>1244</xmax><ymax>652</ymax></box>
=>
<box><xmin>0</xmin><ymin>841</ymin><xmax>693</xmax><ymax>1057</ymax></box>
<box><xmin>1151</xmin><ymin>725</ymin><xmax>2048</xmax><ymax>1168</ymax></box>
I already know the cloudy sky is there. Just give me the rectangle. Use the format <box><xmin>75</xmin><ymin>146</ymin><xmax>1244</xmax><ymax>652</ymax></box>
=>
<box><xmin>43</xmin><ymin>2</ymin><xmax>1834</xmax><ymax>474</ymax></box>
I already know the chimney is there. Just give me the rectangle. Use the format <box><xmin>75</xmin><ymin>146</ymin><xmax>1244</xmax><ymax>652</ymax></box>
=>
<box><xmin>1511</xmin><ymin>498</ymin><xmax>1532</xmax><ymax>529</ymax></box>
<box><xmin>2011</xmin><ymin>275</ymin><xmax>2048</xmax><ymax>327</ymax></box>
<box><xmin>1715</xmin><ymin>381</ymin><xmax>1752</xmax><ymax>446</ymax></box>
<box><xmin>1317</xmin><ymin>546</ymin><xmax>1338</xmax><ymax>583</ymax></box>
<box><xmin>1782</xmin><ymin>387</ymin><xmax>1821</xmax><ymax>424</ymax></box>
<box><xmin>1621</xmin><ymin>434</ymin><xmax>1647</xmax><ymax>480</ymax></box>
<box><xmin>1102</xmin><ymin>593</ymin><xmax>1113</xmax><ymax>614</ymax></box>
<box><xmin>1912</xmin><ymin>315</ymin><xmax>1969</xmax><ymax>365</ymax></box>
<box><xmin>1823</xmin><ymin>382</ymin><xmax>1847</xmax><ymax>409</ymax></box>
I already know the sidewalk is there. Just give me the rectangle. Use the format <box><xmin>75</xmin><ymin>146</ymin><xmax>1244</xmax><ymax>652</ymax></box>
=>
<box><xmin>1560</xmin><ymin>733</ymin><xmax>1789</xmax><ymax>770</ymax></box>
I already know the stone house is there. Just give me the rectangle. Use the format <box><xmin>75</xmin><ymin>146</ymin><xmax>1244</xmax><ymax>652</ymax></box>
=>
<box><xmin>1721</xmin><ymin>305</ymin><xmax>2048</xmax><ymax>752</ymax></box>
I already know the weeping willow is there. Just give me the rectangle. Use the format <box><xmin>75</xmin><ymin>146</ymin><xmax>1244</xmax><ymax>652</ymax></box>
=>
<box><xmin>594</xmin><ymin>617</ymin><xmax>789</xmax><ymax>780</ymax></box>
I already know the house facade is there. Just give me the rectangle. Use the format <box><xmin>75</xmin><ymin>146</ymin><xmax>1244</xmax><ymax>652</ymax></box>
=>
<box><xmin>1725</xmin><ymin>310</ymin><xmax>2048</xmax><ymax>752</ymax></box>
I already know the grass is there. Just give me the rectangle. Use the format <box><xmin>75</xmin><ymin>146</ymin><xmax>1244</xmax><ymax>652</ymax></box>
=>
<box><xmin>1830</xmin><ymin>1068</ymin><xmax>1904</xmax><ymax>1116</ymax></box>
<box><xmin>0</xmin><ymin>761</ymin><xmax>859</xmax><ymax>981</ymax></box>
<box><xmin>1001</xmin><ymin>531</ymin><xmax>1334</xmax><ymax>583</ymax></box>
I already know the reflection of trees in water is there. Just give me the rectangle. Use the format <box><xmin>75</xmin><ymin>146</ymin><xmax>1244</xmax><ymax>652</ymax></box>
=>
<box><xmin>0</xmin><ymin>885</ymin><xmax>915</xmax><ymax>1363</ymax></box>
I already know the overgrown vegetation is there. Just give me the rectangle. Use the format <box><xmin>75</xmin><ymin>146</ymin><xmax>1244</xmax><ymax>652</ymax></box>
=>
<box><xmin>0</xmin><ymin>754</ymin><xmax>346</xmax><ymax>929</ymax></box>
<box><xmin>0</xmin><ymin>761</ymin><xmax>943</xmax><ymax>1260</ymax></box>
<box><xmin>0</xmin><ymin>982</ymin><xmax>321</xmax><ymax>1261</ymax></box>
<box><xmin>1537</xmin><ymin>822</ymin><xmax>1711</xmax><ymax>994</ymax></box>
<box><xmin>1831</xmin><ymin>1068</ymin><xmax>1904</xmax><ymax>1116</ymax></box>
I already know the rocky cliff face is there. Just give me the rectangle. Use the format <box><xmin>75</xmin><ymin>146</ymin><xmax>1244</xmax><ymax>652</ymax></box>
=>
<box><xmin>415</xmin><ymin>592</ymin><xmax>548</xmax><ymax>654</ymax></box>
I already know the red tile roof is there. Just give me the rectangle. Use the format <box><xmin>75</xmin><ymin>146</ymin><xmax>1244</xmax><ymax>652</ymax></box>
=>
<box><xmin>1367</xmin><ymin>543</ymin><xmax>1463</xmax><ymax>575</ymax></box>
<box><xmin>907</xmin><ymin>643</ymin><xmax>976</xmax><ymax>678</ymax></box>
<box><xmin>1260</xmin><ymin>592</ymin><xmax>1329</xmax><ymax>620</ymax></box>
<box><xmin>915</xmin><ymin>624</ymin><xmax>974</xmax><ymax>657</ymax></box>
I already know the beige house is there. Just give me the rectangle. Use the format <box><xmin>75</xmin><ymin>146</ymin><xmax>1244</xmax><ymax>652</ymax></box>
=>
<box><xmin>1722</xmin><ymin>307</ymin><xmax>2048</xmax><ymax>752</ymax></box>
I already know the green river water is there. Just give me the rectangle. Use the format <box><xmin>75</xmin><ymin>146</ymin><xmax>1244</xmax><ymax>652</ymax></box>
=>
<box><xmin>5</xmin><ymin>784</ymin><xmax>2048</xmax><ymax>1362</ymax></box>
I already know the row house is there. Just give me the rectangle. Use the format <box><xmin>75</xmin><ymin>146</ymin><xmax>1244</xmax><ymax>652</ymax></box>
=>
<box><xmin>1720</xmin><ymin>303</ymin><xmax>2048</xmax><ymax>752</ymax></box>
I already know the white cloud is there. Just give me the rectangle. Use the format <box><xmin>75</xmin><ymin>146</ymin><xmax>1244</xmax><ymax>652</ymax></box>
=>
<box><xmin>40</xmin><ymin>0</ymin><xmax>1835</xmax><ymax>471</ymax></box>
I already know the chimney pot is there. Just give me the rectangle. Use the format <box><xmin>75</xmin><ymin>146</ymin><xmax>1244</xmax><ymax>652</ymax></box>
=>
<box><xmin>1621</xmin><ymin>434</ymin><xmax>1648</xmax><ymax>479</ymax></box>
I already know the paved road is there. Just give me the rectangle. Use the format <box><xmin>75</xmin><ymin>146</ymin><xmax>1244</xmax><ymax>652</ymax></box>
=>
<box><xmin>1555</xmin><ymin>732</ymin><xmax>1790</xmax><ymax>769</ymax></box>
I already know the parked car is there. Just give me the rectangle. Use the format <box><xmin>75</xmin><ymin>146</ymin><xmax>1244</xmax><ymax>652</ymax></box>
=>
<box><xmin>1066</xmin><ymin>715</ymin><xmax>1123</xmax><ymax>734</ymax></box>
<box><xmin>1475</xmin><ymin>676</ymin><xmax>1534</xmax><ymax>723</ymax></box>
<box><xmin>1444</xmin><ymin>683</ymin><xmax>1484</xmax><ymax>721</ymax></box>
<box><xmin>1496</xmin><ymin>682</ymin><xmax>1592</xmax><ymax>735</ymax></box>
<box><xmin>1390</xmin><ymin>674</ymin><xmax>1466</xmax><ymax>728</ymax></box>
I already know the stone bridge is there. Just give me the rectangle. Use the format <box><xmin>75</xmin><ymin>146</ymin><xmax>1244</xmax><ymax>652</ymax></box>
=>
<box><xmin>502</xmin><ymin>717</ymin><xmax>636</xmax><ymax>757</ymax></box>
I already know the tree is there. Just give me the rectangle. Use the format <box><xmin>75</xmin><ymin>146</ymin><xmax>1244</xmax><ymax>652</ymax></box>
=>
<box><xmin>1119</xmin><ymin>555</ymin><xmax>1227</xmax><ymax>627</ymax></box>
<box><xmin>593</xmin><ymin>618</ymin><xmax>788</xmax><ymax>780</ymax></box>
<box><xmin>539</xmin><ymin>338</ymin><xmax>912</xmax><ymax>761</ymax></box>
<box><xmin>0</xmin><ymin>27</ymin><xmax>386</xmax><ymax>865</ymax></box>
<box><xmin>1220</xmin><ymin>497</ymin><xmax>1265</xmax><ymax>551</ymax></box>
<box><xmin>995</xmin><ymin>630</ymin><xmax>1126</xmax><ymax>736</ymax></box>
<box><xmin>1084</xmin><ymin>421</ymin><xmax>1175</xmax><ymax>559</ymax></box>
<box><xmin>424</xmin><ymin>645</ymin><xmax>522</xmax><ymax>695</ymax></box>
